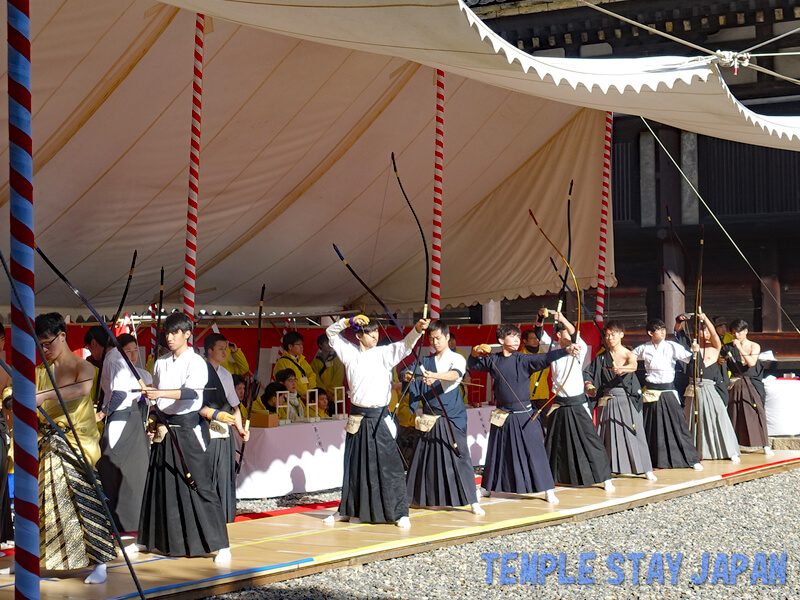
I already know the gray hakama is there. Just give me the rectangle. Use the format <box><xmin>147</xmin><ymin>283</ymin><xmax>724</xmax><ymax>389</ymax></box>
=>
<box><xmin>597</xmin><ymin>388</ymin><xmax>652</xmax><ymax>475</ymax></box>
<box><xmin>683</xmin><ymin>379</ymin><xmax>741</xmax><ymax>460</ymax></box>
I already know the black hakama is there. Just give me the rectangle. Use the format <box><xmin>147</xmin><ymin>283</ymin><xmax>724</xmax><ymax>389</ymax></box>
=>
<box><xmin>467</xmin><ymin>349</ymin><xmax>567</xmax><ymax>494</ymax></box>
<box><xmin>0</xmin><ymin>420</ymin><xmax>13</xmax><ymax>544</ymax></box>
<box><xmin>545</xmin><ymin>394</ymin><xmax>612</xmax><ymax>486</ymax></box>
<box><xmin>208</xmin><ymin>432</ymin><xmax>237</xmax><ymax>523</ymax></box>
<box><xmin>727</xmin><ymin>376</ymin><xmax>769</xmax><ymax>447</ymax></box>
<box><xmin>406</xmin><ymin>418</ymin><xmax>477</xmax><ymax>508</ymax></box>
<box><xmin>642</xmin><ymin>386</ymin><xmax>701</xmax><ymax>468</ymax></box>
<box><xmin>203</xmin><ymin>363</ymin><xmax>238</xmax><ymax>523</ymax></box>
<box><xmin>482</xmin><ymin>412</ymin><xmax>555</xmax><ymax>494</ymax></box>
<box><xmin>339</xmin><ymin>405</ymin><xmax>407</xmax><ymax>523</ymax></box>
<box><xmin>405</xmin><ymin>352</ymin><xmax>477</xmax><ymax>509</ymax></box>
<box><xmin>138</xmin><ymin>412</ymin><xmax>229</xmax><ymax>556</ymax></box>
<box><xmin>96</xmin><ymin>403</ymin><xmax>150</xmax><ymax>532</ymax></box>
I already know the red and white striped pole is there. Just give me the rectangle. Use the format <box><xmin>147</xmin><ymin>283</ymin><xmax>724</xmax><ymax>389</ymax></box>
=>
<box><xmin>149</xmin><ymin>303</ymin><xmax>157</xmax><ymax>354</ymax></box>
<box><xmin>430</xmin><ymin>69</ymin><xmax>445</xmax><ymax>319</ymax></box>
<box><xmin>595</xmin><ymin>111</ymin><xmax>613</xmax><ymax>324</ymax></box>
<box><xmin>8</xmin><ymin>1</ymin><xmax>40</xmax><ymax>597</ymax></box>
<box><xmin>183</xmin><ymin>13</ymin><xmax>204</xmax><ymax>320</ymax></box>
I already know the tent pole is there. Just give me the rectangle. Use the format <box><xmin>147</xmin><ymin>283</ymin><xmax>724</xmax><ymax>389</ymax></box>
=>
<box><xmin>7</xmin><ymin>1</ymin><xmax>40</xmax><ymax>597</ymax></box>
<box><xmin>430</xmin><ymin>69</ymin><xmax>445</xmax><ymax>319</ymax></box>
<box><xmin>183</xmin><ymin>13</ymin><xmax>205</xmax><ymax>321</ymax></box>
<box><xmin>595</xmin><ymin>111</ymin><xmax>613</xmax><ymax>324</ymax></box>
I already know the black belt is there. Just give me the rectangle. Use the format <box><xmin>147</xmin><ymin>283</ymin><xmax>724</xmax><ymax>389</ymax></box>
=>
<box><xmin>350</xmin><ymin>405</ymin><xmax>386</xmax><ymax>418</ymax></box>
<box><xmin>646</xmin><ymin>382</ymin><xmax>675</xmax><ymax>391</ymax></box>
<box><xmin>106</xmin><ymin>406</ymin><xmax>139</xmax><ymax>422</ymax></box>
<box><xmin>554</xmin><ymin>393</ymin><xmax>588</xmax><ymax>407</ymax></box>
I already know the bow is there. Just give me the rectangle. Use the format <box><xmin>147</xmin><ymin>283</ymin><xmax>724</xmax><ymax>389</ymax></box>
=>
<box><xmin>35</xmin><ymin>244</ymin><xmax>198</xmax><ymax>492</ymax></box>
<box><xmin>236</xmin><ymin>283</ymin><xmax>265</xmax><ymax>476</ymax></box>
<box><xmin>532</xmin><ymin>182</ymin><xmax>573</xmax><ymax>398</ymax></box>
<box><xmin>0</xmin><ymin>249</ymin><xmax>147</xmax><ymax>600</ymax></box>
<box><xmin>548</xmin><ymin>257</ymin><xmax>638</xmax><ymax>434</ymax></box>
<box><xmin>93</xmin><ymin>249</ymin><xmax>138</xmax><ymax>411</ymax></box>
<box><xmin>111</xmin><ymin>249</ymin><xmax>138</xmax><ymax>326</ymax></box>
<box><xmin>528</xmin><ymin>209</ymin><xmax>582</xmax><ymax>419</ymax></box>
<box><xmin>150</xmin><ymin>266</ymin><xmax>165</xmax><ymax>366</ymax></box>
<box><xmin>333</xmin><ymin>243</ymin><xmax>404</xmax><ymax>332</ymax></box>
<box><xmin>391</xmin><ymin>153</ymin><xmax>462</xmax><ymax>457</ymax></box>
<box><xmin>691</xmin><ymin>227</ymin><xmax>705</xmax><ymax>453</ymax></box>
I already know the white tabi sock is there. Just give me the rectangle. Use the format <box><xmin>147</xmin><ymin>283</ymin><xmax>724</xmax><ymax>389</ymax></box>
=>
<box><xmin>214</xmin><ymin>548</ymin><xmax>232</xmax><ymax>564</ymax></box>
<box><xmin>84</xmin><ymin>563</ymin><xmax>107</xmax><ymax>584</ymax></box>
<box><xmin>645</xmin><ymin>471</ymin><xmax>658</xmax><ymax>481</ymax></box>
<box><xmin>545</xmin><ymin>489</ymin><xmax>559</xmax><ymax>504</ymax></box>
<box><xmin>322</xmin><ymin>511</ymin><xmax>349</xmax><ymax>524</ymax></box>
<box><xmin>603</xmin><ymin>479</ymin><xmax>616</xmax><ymax>492</ymax></box>
<box><xmin>470</xmin><ymin>502</ymin><xmax>485</xmax><ymax>516</ymax></box>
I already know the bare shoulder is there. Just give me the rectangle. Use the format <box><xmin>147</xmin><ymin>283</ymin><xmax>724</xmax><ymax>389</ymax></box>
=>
<box><xmin>70</xmin><ymin>353</ymin><xmax>96</xmax><ymax>381</ymax></box>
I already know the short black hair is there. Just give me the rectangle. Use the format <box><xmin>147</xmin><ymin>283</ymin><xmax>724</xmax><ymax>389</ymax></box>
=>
<box><xmin>553</xmin><ymin>322</ymin><xmax>568</xmax><ymax>336</ymax></box>
<box><xmin>427</xmin><ymin>320</ymin><xmax>450</xmax><ymax>338</ymax></box>
<box><xmin>317</xmin><ymin>333</ymin><xmax>328</xmax><ymax>348</ymax></box>
<box><xmin>357</xmin><ymin>321</ymin><xmax>379</xmax><ymax>336</ymax></box>
<box><xmin>84</xmin><ymin>324</ymin><xmax>109</xmax><ymax>347</ymax></box>
<box><xmin>118</xmin><ymin>333</ymin><xmax>137</xmax><ymax>347</ymax></box>
<box><xmin>163</xmin><ymin>312</ymin><xmax>193</xmax><ymax>334</ymax></box>
<box><xmin>729</xmin><ymin>319</ymin><xmax>749</xmax><ymax>333</ymax></box>
<box><xmin>521</xmin><ymin>329</ymin><xmax>537</xmax><ymax>343</ymax></box>
<box><xmin>203</xmin><ymin>332</ymin><xmax>227</xmax><ymax>355</ymax></box>
<box><xmin>282</xmin><ymin>331</ymin><xmax>303</xmax><ymax>351</ymax></box>
<box><xmin>646</xmin><ymin>318</ymin><xmax>666</xmax><ymax>333</ymax></box>
<box><xmin>261</xmin><ymin>381</ymin><xmax>286</xmax><ymax>406</ymax></box>
<box><xmin>232</xmin><ymin>374</ymin><xmax>246</xmax><ymax>388</ymax></box>
<box><xmin>0</xmin><ymin>323</ymin><xmax>5</xmax><ymax>338</ymax></box>
<box><xmin>36</xmin><ymin>312</ymin><xmax>67</xmax><ymax>338</ymax></box>
<box><xmin>603</xmin><ymin>320</ymin><xmax>625</xmax><ymax>334</ymax></box>
<box><xmin>496</xmin><ymin>323</ymin><xmax>521</xmax><ymax>341</ymax></box>
<box><xmin>275</xmin><ymin>368</ymin><xmax>297</xmax><ymax>384</ymax></box>
<box><xmin>312</xmin><ymin>387</ymin><xmax>328</xmax><ymax>398</ymax></box>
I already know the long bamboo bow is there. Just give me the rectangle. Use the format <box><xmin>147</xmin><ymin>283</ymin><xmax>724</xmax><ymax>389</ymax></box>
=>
<box><xmin>528</xmin><ymin>209</ymin><xmax>582</xmax><ymax>420</ymax></box>
<box><xmin>391</xmin><ymin>152</ymin><xmax>462</xmax><ymax>457</ymax></box>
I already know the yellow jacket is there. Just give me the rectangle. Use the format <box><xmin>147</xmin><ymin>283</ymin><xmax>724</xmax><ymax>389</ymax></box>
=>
<box><xmin>273</xmin><ymin>352</ymin><xmax>317</xmax><ymax>399</ymax></box>
<box><xmin>520</xmin><ymin>346</ymin><xmax>550</xmax><ymax>400</ymax></box>
<box><xmin>224</xmin><ymin>348</ymin><xmax>250</xmax><ymax>376</ymax></box>
<box><xmin>311</xmin><ymin>352</ymin><xmax>345</xmax><ymax>396</ymax></box>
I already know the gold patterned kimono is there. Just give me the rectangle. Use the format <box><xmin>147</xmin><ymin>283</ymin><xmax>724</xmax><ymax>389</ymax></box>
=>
<box><xmin>36</xmin><ymin>365</ymin><xmax>114</xmax><ymax>570</ymax></box>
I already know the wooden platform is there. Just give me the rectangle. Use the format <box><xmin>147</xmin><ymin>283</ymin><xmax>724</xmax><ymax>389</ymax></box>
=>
<box><xmin>2</xmin><ymin>450</ymin><xmax>799</xmax><ymax>600</ymax></box>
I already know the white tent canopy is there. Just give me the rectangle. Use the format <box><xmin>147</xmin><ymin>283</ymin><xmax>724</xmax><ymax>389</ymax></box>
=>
<box><xmin>1</xmin><ymin>0</ymin><xmax>798</xmax><ymax>316</ymax></box>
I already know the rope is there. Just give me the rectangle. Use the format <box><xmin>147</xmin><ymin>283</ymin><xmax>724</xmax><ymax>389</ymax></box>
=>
<box><xmin>642</xmin><ymin>117</ymin><xmax>800</xmax><ymax>336</ymax></box>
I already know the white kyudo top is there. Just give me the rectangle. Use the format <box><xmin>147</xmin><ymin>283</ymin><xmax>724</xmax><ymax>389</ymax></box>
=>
<box><xmin>633</xmin><ymin>340</ymin><xmax>692</xmax><ymax>385</ymax></box>
<box><xmin>153</xmin><ymin>348</ymin><xmax>208</xmax><ymax>414</ymax></box>
<box><xmin>539</xmin><ymin>331</ymin><xmax>589</xmax><ymax>397</ymax></box>
<box><xmin>327</xmin><ymin>318</ymin><xmax>421</xmax><ymax>408</ymax></box>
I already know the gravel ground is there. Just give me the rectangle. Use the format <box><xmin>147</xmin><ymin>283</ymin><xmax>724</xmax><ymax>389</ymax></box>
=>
<box><xmin>217</xmin><ymin>468</ymin><xmax>800</xmax><ymax>600</ymax></box>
